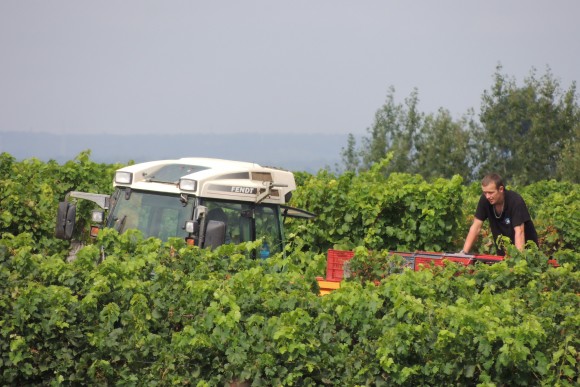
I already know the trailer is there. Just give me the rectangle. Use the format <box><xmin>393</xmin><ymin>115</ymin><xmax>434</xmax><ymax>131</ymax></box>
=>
<box><xmin>316</xmin><ymin>249</ymin><xmax>560</xmax><ymax>295</ymax></box>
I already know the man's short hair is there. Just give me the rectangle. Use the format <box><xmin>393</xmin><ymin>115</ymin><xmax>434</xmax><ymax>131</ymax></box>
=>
<box><xmin>481</xmin><ymin>173</ymin><xmax>505</xmax><ymax>189</ymax></box>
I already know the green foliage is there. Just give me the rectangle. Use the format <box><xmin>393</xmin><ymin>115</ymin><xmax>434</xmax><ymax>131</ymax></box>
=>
<box><xmin>340</xmin><ymin>133</ymin><xmax>360</xmax><ymax>173</ymax></box>
<box><xmin>340</xmin><ymin>244</ymin><xmax>579</xmax><ymax>386</ymax></box>
<box><xmin>2</xmin><ymin>230</ymin><xmax>577</xmax><ymax>385</ymax></box>
<box><xmin>519</xmin><ymin>181</ymin><xmax>580</xmax><ymax>253</ymax></box>
<box><xmin>0</xmin><ymin>230</ymin><xmax>325</xmax><ymax>385</ymax></box>
<box><xmin>0</xmin><ymin>153</ymin><xmax>579</xmax><ymax>385</ymax></box>
<box><xmin>558</xmin><ymin>121</ymin><xmax>580</xmax><ymax>183</ymax></box>
<box><xmin>0</xmin><ymin>151</ymin><xmax>123</xmax><ymax>253</ymax></box>
<box><xmin>1</xmin><ymin>150</ymin><xmax>578</xmax><ymax>258</ymax></box>
<box><xmin>287</xmin><ymin>157</ymin><xmax>466</xmax><ymax>253</ymax></box>
<box><xmin>414</xmin><ymin>108</ymin><xmax>473</xmax><ymax>182</ymax></box>
<box><xmin>478</xmin><ymin>65</ymin><xmax>579</xmax><ymax>185</ymax></box>
<box><xmin>340</xmin><ymin>88</ymin><xmax>477</xmax><ymax>181</ymax></box>
<box><xmin>357</xmin><ymin>87</ymin><xmax>424</xmax><ymax>175</ymax></box>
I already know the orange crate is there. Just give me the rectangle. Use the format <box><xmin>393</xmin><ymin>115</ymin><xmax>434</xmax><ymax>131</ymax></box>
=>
<box><xmin>316</xmin><ymin>277</ymin><xmax>342</xmax><ymax>295</ymax></box>
<box><xmin>326</xmin><ymin>249</ymin><xmax>355</xmax><ymax>281</ymax></box>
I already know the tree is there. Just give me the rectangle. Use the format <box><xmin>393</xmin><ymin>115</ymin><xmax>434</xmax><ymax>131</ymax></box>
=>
<box><xmin>477</xmin><ymin>65</ymin><xmax>579</xmax><ymax>185</ymax></box>
<box><xmin>414</xmin><ymin>108</ymin><xmax>472</xmax><ymax>181</ymax></box>
<box><xmin>340</xmin><ymin>133</ymin><xmax>360</xmax><ymax>173</ymax></box>
<box><xmin>557</xmin><ymin>122</ymin><xmax>580</xmax><ymax>183</ymax></box>
<box><xmin>356</xmin><ymin>87</ymin><xmax>424</xmax><ymax>174</ymax></box>
<box><xmin>343</xmin><ymin>87</ymin><xmax>475</xmax><ymax>180</ymax></box>
<box><xmin>341</xmin><ymin>65</ymin><xmax>579</xmax><ymax>184</ymax></box>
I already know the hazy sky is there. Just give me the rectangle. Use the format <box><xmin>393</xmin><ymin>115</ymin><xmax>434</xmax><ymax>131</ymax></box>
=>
<box><xmin>1</xmin><ymin>1</ymin><xmax>579</xmax><ymax>135</ymax></box>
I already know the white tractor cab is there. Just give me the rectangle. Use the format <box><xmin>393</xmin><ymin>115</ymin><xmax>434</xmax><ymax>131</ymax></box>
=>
<box><xmin>55</xmin><ymin>157</ymin><xmax>315</xmax><ymax>257</ymax></box>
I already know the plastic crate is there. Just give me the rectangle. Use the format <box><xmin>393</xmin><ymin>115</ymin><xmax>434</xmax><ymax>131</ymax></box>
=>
<box><xmin>414</xmin><ymin>256</ymin><xmax>441</xmax><ymax>270</ymax></box>
<box><xmin>414</xmin><ymin>254</ymin><xmax>474</xmax><ymax>271</ymax></box>
<box><xmin>445</xmin><ymin>257</ymin><xmax>474</xmax><ymax>266</ymax></box>
<box><xmin>326</xmin><ymin>249</ymin><xmax>355</xmax><ymax>281</ymax></box>
<box><xmin>316</xmin><ymin>277</ymin><xmax>342</xmax><ymax>296</ymax></box>
<box><xmin>472</xmin><ymin>254</ymin><xmax>504</xmax><ymax>264</ymax></box>
<box><xmin>388</xmin><ymin>251</ymin><xmax>416</xmax><ymax>268</ymax></box>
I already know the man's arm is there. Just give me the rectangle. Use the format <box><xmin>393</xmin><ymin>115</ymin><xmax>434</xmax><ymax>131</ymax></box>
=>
<box><xmin>462</xmin><ymin>218</ymin><xmax>483</xmax><ymax>254</ymax></box>
<box><xmin>514</xmin><ymin>223</ymin><xmax>525</xmax><ymax>251</ymax></box>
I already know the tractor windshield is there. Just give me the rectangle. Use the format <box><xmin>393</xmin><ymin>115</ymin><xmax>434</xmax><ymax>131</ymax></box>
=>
<box><xmin>107</xmin><ymin>188</ymin><xmax>195</xmax><ymax>240</ymax></box>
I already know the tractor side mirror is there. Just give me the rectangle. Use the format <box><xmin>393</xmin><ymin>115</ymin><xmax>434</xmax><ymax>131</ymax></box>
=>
<box><xmin>55</xmin><ymin>201</ymin><xmax>76</xmax><ymax>240</ymax></box>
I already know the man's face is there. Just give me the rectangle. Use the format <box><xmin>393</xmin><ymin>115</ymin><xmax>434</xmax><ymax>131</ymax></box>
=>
<box><xmin>482</xmin><ymin>183</ymin><xmax>504</xmax><ymax>205</ymax></box>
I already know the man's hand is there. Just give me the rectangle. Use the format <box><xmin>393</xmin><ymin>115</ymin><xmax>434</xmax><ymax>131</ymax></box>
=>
<box><xmin>462</xmin><ymin>218</ymin><xmax>483</xmax><ymax>254</ymax></box>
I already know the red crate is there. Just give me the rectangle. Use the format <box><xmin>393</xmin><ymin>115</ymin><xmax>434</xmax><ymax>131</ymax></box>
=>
<box><xmin>326</xmin><ymin>249</ymin><xmax>355</xmax><ymax>281</ymax></box>
<box><xmin>473</xmin><ymin>254</ymin><xmax>504</xmax><ymax>264</ymax></box>
<box><xmin>414</xmin><ymin>255</ymin><xmax>474</xmax><ymax>270</ymax></box>
<box><xmin>442</xmin><ymin>256</ymin><xmax>473</xmax><ymax>266</ymax></box>
<box><xmin>387</xmin><ymin>251</ymin><xmax>416</xmax><ymax>268</ymax></box>
<box><xmin>414</xmin><ymin>256</ymin><xmax>441</xmax><ymax>270</ymax></box>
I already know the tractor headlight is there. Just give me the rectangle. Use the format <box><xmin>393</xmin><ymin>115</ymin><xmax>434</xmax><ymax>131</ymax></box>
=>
<box><xmin>115</xmin><ymin>171</ymin><xmax>133</xmax><ymax>185</ymax></box>
<box><xmin>179</xmin><ymin>179</ymin><xmax>197</xmax><ymax>192</ymax></box>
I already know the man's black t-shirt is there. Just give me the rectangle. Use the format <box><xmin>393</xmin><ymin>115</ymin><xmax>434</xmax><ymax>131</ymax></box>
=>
<box><xmin>475</xmin><ymin>190</ymin><xmax>538</xmax><ymax>254</ymax></box>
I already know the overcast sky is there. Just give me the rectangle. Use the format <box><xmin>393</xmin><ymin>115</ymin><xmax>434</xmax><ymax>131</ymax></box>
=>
<box><xmin>1</xmin><ymin>0</ymin><xmax>579</xmax><ymax>136</ymax></box>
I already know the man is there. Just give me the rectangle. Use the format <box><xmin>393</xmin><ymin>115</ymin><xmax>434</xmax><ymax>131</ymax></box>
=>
<box><xmin>461</xmin><ymin>173</ymin><xmax>538</xmax><ymax>255</ymax></box>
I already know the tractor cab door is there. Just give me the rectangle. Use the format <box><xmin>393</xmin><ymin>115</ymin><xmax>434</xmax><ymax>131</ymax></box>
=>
<box><xmin>199</xmin><ymin>199</ymin><xmax>283</xmax><ymax>257</ymax></box>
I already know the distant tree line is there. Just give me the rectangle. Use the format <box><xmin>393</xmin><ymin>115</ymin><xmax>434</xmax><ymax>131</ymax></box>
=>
<box><xmin>341</xmin><ymin>65</ymin><xmax>580</xmax><ymax>184</ymax></box>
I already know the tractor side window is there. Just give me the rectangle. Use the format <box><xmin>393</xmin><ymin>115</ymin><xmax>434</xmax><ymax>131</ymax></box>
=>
<box><xmin>255</xmin><ymin>205</ymin><xmax>282</xmax><ymax>257</ymax></box>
